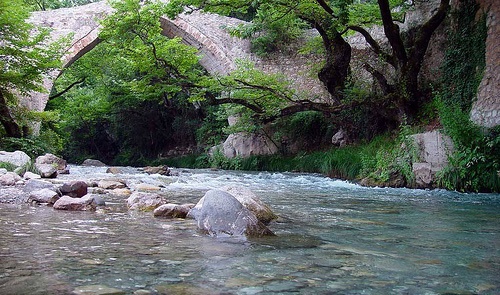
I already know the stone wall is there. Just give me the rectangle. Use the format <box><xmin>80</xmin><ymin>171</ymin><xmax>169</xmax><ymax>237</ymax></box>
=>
<box><xmin>470</xmin><ymin>0</ymin><xmax>500</xmax><ymax>128</ymax></box>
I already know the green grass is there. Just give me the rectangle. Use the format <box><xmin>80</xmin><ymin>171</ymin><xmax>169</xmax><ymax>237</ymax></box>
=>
<box><xmin>156</xmin><ymin>133</ymin><xmax>396</xmax><ymax>182</ymax></box>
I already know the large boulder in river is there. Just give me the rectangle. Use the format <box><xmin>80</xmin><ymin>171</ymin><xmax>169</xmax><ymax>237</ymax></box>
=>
<box><xmin>28</xmin><ymin>188</ymin><xmax>60</xmax><ymax>205</ymax></box>
<box><xmin>60</xmin><ymin>180</ymin><xmax>88</xmax><ymax>198</ymax></box>
<box><xmin>220</xmin><ymin>186</ymin><xmax>278</xmax><ymax>225</ymax></box>
<box><xmin>35</xmin><ymin>163</ymin><xmax>58</xmax><ymax>178</ymax></box>
<box><xmin>127</xmin><ymin>192</ymin><xmax>167</xmax><ymax>211</ymax></box>
<box><xmin>188</xmin><ymin>190</ymin><xmax>274</xmax><ymax>238</ymax></box>
<box><xmin>53</xmin><ymin>195</ymin><xmax>97</xmax><ymax>211</ymax></box>
<box><xmin>0</xmin><ymin>150</ymin><xmax>31</xmax><ymax>168</ymax></box>
<box><xmin>36</xmin><ymin>153</ymin><xmax>67</xmax><ymax>171</ymax></box>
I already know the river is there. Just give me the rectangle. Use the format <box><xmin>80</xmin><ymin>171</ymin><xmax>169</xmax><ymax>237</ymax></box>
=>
<box><xmin>0</xmin><ymin>166</ymin><xmax>499</xmax><ymax>294</ymax></box>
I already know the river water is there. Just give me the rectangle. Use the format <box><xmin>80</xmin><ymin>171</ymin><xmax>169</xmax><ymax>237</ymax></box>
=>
<box><xmin>0</xmin><ymin>166</ymin><xmax>499</xmax><ymax>294</ymax></box>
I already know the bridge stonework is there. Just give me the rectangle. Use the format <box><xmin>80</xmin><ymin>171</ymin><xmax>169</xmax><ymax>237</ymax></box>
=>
<box><xmin>25</xmin><ymin>1</ymin><xmax>327</xmax><ymax>115</ymax></box>
<box><xmin>25</xmin><ymin>1</ymin><xmax>499</xmax><ymax>128</ymax></box>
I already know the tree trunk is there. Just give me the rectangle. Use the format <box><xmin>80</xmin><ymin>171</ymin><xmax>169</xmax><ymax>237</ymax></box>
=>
<box><xmin>317</xmin><ymin>30</ymin><xmax>352</xmax><ymax>101</ymax></box>
<box><xmin>376</xmin><ymin>0</ymin><xmax>450</xmax><ymax>122</ymax></box>
<box><xmin>0</xmin><ymin>91</ymin><xmax>23</xmax><ymax>138</ymax></box>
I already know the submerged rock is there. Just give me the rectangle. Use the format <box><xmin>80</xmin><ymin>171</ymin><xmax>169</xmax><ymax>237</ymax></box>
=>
<box><xmin>188</xmin><ymin>190</ymin><xmax>274</xmax><ymax>238</ymax></box>
<box><xmin>127</xmin><ymin>192</ymin><xmax>167</xmax><ymax>211</ymax></box>
<box><xmin>153</xmin><ymin>203</ymin><xmax>195</xmax><ymax>218</ymax></box>
<box><xmin>98</xmin><ymin>179</ymin><xmax>126</xmax><ymax>190</ymax></box>
<box><xmin>73</xmin><ymin>284</ymin><xmax>125</xmax><ymax>295</ymax></box>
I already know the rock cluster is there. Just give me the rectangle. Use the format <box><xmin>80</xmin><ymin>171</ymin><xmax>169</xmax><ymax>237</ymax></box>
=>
<box><xmin>0</xmin><ymin>150</ymin><xmax>278</xmax><ymax>239</ymax></box>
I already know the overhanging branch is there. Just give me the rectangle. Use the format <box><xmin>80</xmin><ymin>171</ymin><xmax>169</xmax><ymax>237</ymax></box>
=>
<box><xmin>49</xmin><ymin>77</ymin><xmax>86</xmax><ymax>100</ymax></box>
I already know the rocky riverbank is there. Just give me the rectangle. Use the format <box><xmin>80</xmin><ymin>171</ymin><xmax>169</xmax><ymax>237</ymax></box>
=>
<box><xmin>0</xmin><ymin>151</ymin><xmax>277</xmax><ymax>238</ymax></box>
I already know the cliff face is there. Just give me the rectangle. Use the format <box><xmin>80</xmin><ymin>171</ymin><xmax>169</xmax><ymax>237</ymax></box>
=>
<box><xmin>470</xmin><ymin>0</ymin><xmax>500</xmax><ymax>128</ymax></box>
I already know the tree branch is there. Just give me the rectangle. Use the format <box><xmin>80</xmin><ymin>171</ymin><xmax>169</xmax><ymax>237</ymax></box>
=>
<box><xmin>314</xmin><ymin>0</ymin><xmax>338</xmax><ymax>18</ymax></box>
<box><xmin>347</xmin><ymin>25</ymin><xmax>396</xmax><ymax>68</ymax></box>
<box><xmin>49</xmin><ymin>77</ymin><xmax>86</xmax><ymax>100</ymax></box>
<box><xmin>363</xmin><ymin>63</ymin><xmax>394</xmax><ymax>95</ymax></box>
<box><xmin>377</xmin><ymin>0</ymin><xmax>407</xmax><ymax>65</ymax></box>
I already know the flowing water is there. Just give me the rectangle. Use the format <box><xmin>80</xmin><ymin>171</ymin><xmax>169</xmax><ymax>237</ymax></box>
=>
<box><xmin>0</xmin><ymin>166</ymin><xmax>499</xmax><ymax>294</ymax></box>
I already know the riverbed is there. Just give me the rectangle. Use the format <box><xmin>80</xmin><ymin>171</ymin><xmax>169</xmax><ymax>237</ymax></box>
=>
<box><xmin>1</xmin><ymin>166</ymin><xmax>499</xmax><ymax>294</ymax></box>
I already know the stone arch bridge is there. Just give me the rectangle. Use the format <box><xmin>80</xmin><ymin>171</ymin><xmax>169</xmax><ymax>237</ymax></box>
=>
<box><xmin>25</xmin><ymin>1</ymin><xmax>327</xmax><ymax>113</ymax></box>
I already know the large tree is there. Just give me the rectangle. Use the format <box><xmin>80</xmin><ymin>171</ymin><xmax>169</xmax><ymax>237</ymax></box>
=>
<box><xmin>166</xmin><ymin>0</ymin><xmax>450</xmax><ymax>124</ymax></box>
<box><xmin>0</xmin><ymin>0</ymin><xmax>65</xmax><ymax>137</ymax></box>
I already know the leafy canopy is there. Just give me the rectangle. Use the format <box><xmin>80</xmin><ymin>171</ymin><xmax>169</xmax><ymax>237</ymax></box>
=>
<box><xmin>0</xmin><ymin>0</ymin><xmax>67</xmax><ymax>137</ymax></box>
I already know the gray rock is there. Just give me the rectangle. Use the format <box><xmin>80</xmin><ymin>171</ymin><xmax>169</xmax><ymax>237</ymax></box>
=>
<box><xmin>127</xmin><ymin>192</ymin><xmax>167</xmax><ymax>211</ymax></box>
<box><xmin>0</xmin><ymin>150</ymin><xmax>31</xmax><ymax>168</ymax></box>
<box><xmin>221</xmin><ymin>132</ymin><xmax>278</xmax><ymax>158</ymax></box>
<box><xmin>153</xmin><ymin>203</ymin><xmax>195</xmax><ymax>218</ymax></box>
<box><xmin>0</xmin><ymin>187</ymin><xmax>26</xmax><ymax>204</ymax></box>
<box><xmin>92</xmin><ymin>195</ymin><xmax>106</xmax><ymax>206</ymax></box>
<box><xmin>106</xmin><ymin>167</ymin><xmax>122</xmax><ymax>174</ymax></box>
<box><xmin>0</xmin><ymin>172</ymin><xmax>22</xmax><ymax>186</ymax></box>
<box><xmin>331</xmin><ymin>128</ymin><xmax>349</xmax><ymax>147</ymax></box>
<box><xmin>35</xmin><ymin>163</ymin><xmax>58</xmax><ymax>178</ymax></box>
<box><xmin>35</xmin><ymin>153</ymin><xmax>67</xmax><ymax>171</ymax></box>
<box><xmin>188</xmin><ymin>190</ymin><xmax>274</xmax><ymax>237</ymax></box>
<box><xmin>220</xmin><ymin>186</ymin><xmax>277</xmax><ymax>224</ymax></box>
<box><xmin>23</xmin><ymin>179</ymin><xmax>57</xmax><ymax>192</ymax></box>
<box><xmin>28</xmin><ymin>188</ymin><xmax>60</xmax><ymax>204</ymax></box>
<box><xmin>60</xmin><ymin>180</ymin><xmax>88</xmax><ymax>198</ymax></box>
<box><xmin>23</xmin><ymin>171</ymin><xmax>41</xmax><ymax>180</ymax></box>
<box><xmin>82</xmin><ymin>159</ymin><xmax>106</xmax><ymax>167</ymax></box>
<box><xmin>53</xmin><ymin>195</ymin><xmax>96</xmax><ymax>211</ymax></box>
<box><xmin>98</xmin><ymin>179</ymin><xmax>126</xmax><ymax>190</ymax></box>
<box><xmin>413</xmin><ymin>162</ymin><xmax>434</xmax><ymax>188</ymax></box>
<box><xmin>0</xmin><ymin>168</ymin><xmax>8</xmax><ymax>174</ymax></box>
<box><xmin>142</xmin><ymin>166</ymin><xmax>170</xmax><ymax>176</ymax></box>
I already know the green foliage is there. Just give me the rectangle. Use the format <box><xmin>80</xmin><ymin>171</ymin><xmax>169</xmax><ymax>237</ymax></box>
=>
<box><xmin>358</xmin><ymin>124</ymin><xmax>419</xmax><ymax>186</ymax></box>
<box><xmin>0</xmin><ymin>137</ymin><xmax>50</xmax><ymax>159</ymax></box>
<box><xmin>434</xmin><ymin>2</ymin><xmax>498</xmax><ymax>192</ymax></box>
<box><xmin>0</xmin><ymin>0</ymin><xmax>68</xmax><ymax>137</ymax></box>
<box><xmin>439</xmin><ymin>0</ymin><xmax>487</xmax><ymax>111</ymax></box>
<box><xmin>0</xmin><ymin>162</ymin><xmax>17</xmax><ymax>172</ymax></box>
<box><xmin>436</xmin><ymin>98</ymin><xmax>500</xmax><ymax>192</ymax></box>
<box><xmin>226</xmin><ymin>4</ymin><xmax>307</xmax><ymax>56</ymax></box>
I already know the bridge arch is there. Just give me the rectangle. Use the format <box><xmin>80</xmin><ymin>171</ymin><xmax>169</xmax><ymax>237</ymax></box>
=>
<box><xmin>25</xmin><ymin>1</ymin><xmax>252</xmax><ymax>113</ymax></box>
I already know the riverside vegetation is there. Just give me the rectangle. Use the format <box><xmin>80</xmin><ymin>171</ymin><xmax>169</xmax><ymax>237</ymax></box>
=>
<box><xmin>0</xmin><ymin>0</ymin><xmax>499</xmax><ymax>192</ymax></box>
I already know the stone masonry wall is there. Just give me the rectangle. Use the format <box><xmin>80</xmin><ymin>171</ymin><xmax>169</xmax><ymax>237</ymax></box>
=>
<box><xmin>470</xmin><ymin>0</ymin><xmax>500</xmax><ymax>128</ymax></box>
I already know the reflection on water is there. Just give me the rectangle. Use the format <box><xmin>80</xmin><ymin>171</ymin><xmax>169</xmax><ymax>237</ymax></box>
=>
<box><xmin>1</xmin><ymin>168</ymin><xmax>499</xmax><ymax>294</ymax></box>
